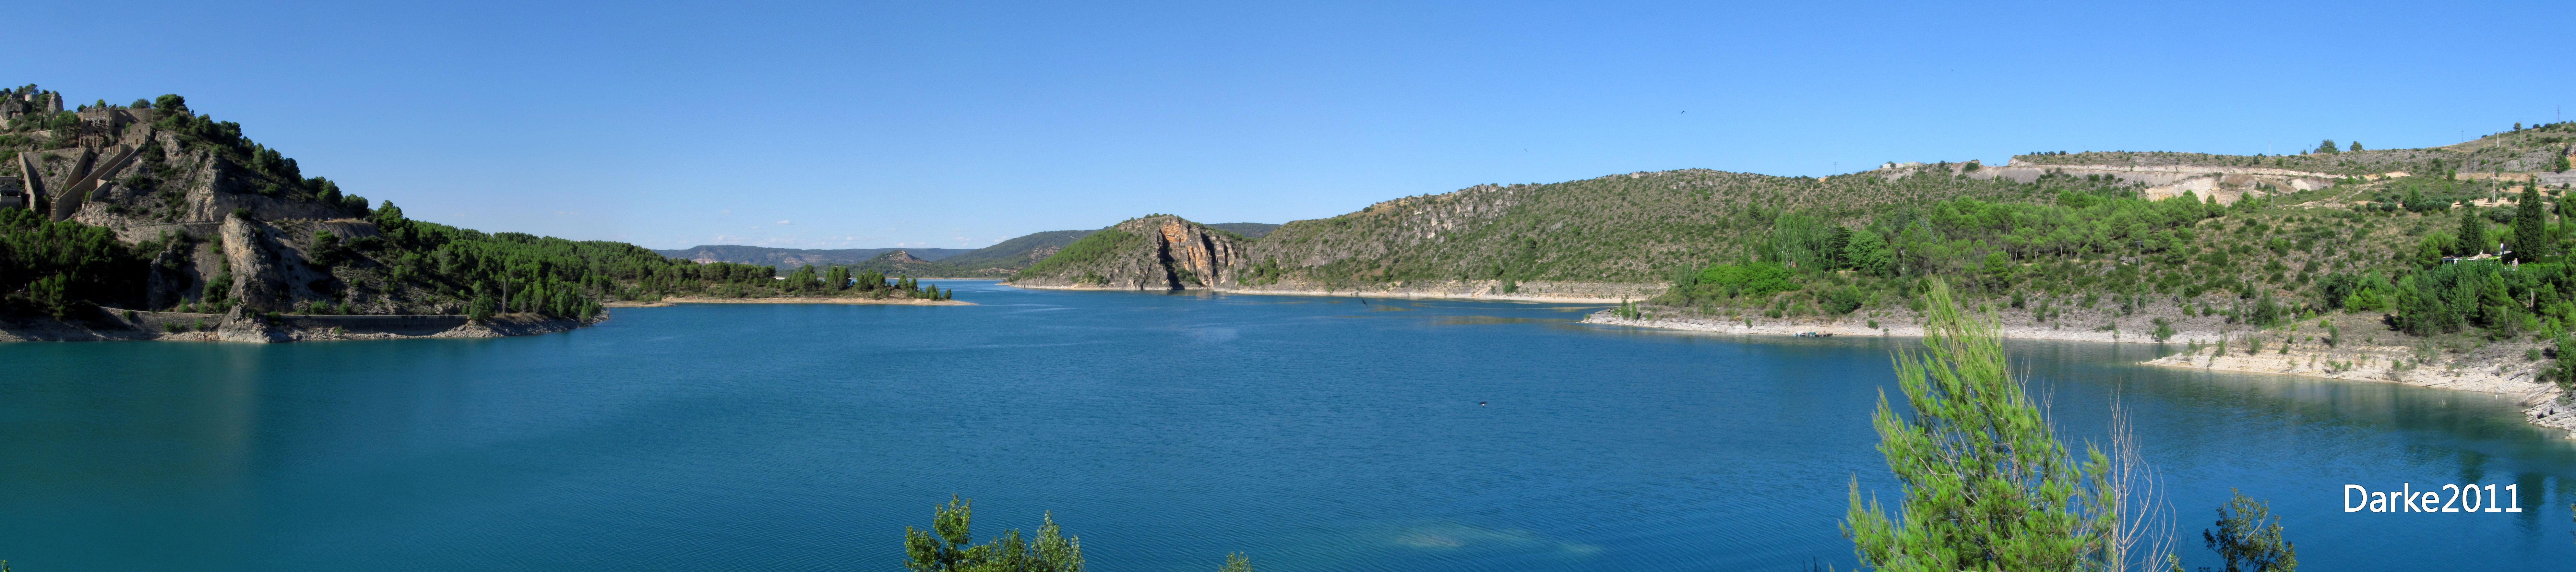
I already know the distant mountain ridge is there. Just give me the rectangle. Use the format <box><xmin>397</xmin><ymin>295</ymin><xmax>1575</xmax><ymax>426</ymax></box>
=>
<box><xmin>656</xmin><ymin>222</ymin><xmax>1281</xmax><ymax>277</ymax></box>
<box><xmin>653</xmin><ymin>245</ymin><xmax>973</xmax><ymax>267</ymax></box>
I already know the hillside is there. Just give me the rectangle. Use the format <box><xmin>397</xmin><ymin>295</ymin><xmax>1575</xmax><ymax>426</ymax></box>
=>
<box><xmin>1015</xmin><ymin>123</ymin><xmax>2576</xmax><ymax>306</ymax></box>
<box><xmin>1006</xmin><ymin>123</ymin><xmax>2576</xmax><ymax>428</ymax></box>
<box><xmin>1205</xmin><ymin>222</ymin><xmax>1279</xmax><ymax>238</ymax></box>
<box><xmin>0</xmin><ymin>84</ymin><xmax>952</xmax><ymax>340</ymax></box>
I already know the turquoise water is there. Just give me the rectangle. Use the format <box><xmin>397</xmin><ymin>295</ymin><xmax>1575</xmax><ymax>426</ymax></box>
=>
<box><xmin>2</xmin><ymin>280</ymin><xmax>2571</xmax><ymax>570</ymax></box>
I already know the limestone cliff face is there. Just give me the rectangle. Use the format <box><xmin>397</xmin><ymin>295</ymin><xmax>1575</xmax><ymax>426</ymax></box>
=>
<box><xmin>219</xmin><ymin>216</ymin><xmax>294</xmax><ymax>312</ymax></box>
<box><xmin>1008</xmin><ymin>215</ymin><xmax>1245</xmax><ymax>290</ymax></box>
<box><xmin>216</xmin><ymin>215</ymin><xmax>351</xmax><ymax>312</ymax></box>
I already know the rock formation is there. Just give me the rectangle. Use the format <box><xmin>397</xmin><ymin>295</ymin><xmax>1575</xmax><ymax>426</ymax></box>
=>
<box><xmin>1007</xmin><ymin>215</ymin><xmax>1245</xmax><ymax>290</ymax></box>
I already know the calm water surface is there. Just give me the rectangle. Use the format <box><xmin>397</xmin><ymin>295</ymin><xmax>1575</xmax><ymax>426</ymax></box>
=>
<box><xmin>3</xmin><ymin>281</ymin><xmax>2572</xmax><ymax>570</ymax></box>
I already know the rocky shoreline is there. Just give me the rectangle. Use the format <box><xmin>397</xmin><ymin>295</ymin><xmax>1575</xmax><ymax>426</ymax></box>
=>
<box><xmin>0</xmin><ymin>307</ymin><xmax>602</xmax><ymax>343</ymax></box>
<box><xmin>1581</xmin><ymin>310</ymin><xmax>2576</xmax><ymax>436</ymax></box>
<box><xmin>653</xmin><ymin>296</ymin><xmax>973</xmax><ymax>305</ymax></box>
<box><xmin>1007</xmin><ymin>280</ymin><xmax>1666</xmax><ymax>304</ymax></box>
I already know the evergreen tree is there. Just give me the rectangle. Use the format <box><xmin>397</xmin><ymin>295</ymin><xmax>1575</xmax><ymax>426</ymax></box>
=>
<box><xmin>1843</xmin><ymin>280</ymin><xmax>2128</xmax><ymax>571</ymax></box>
<box><xmin>826</xmin><ymin>265</ymin><xmax>851</xmax><ymax>291</ymax></box>
<box><xmin>2200</xmin><ymin>490</ymin><xmax>2297</xmax><ymax>572</ymax></box>
<box><xmin>1842</xmin><ymin>229</ymin><xmax>1895</xmax><ymax>278</ymax></box>
<box><xmin>2349</xmin><ymin>141</ymin><xmax>2363</xmax><ymax>152</ymax></box>
<box><xmin>2514</xmin><ymin>184</ymin><xmax>2552</xmax><ymax>260</ymax></box>
<box><xmin>2456</xmin><ymin>205</ymin><xmax>2487</xmax><ymax>256</ymax></box>
<box><xmin>2545</xmin><ymin>335</ymin><xmax>2576</xmax><ymax>395</ymax></box>
<box><xmin>467</xmin><ymin>292</ymin><xmax>496</xmax><ymax>321</ymax></box>
<box><xmin>1217</xmin><ymin>553</ymin><xmax>1255</xmax><ymax>572</ymax></box>
<box><xmin>2314</xmin><ymin>139</ymin><xmax>2338</xmax><ymax>154</ymax></box>
<box><xmin>902</xmin><ymin>496</ymin><xmax>1085</xmax><ymax>572</ymax></box>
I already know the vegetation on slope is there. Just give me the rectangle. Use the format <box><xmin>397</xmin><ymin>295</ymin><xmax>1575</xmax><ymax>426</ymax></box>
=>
<box><xmin>653</xmin><ymin>245</ymin><xmax>973</xmax><ymax>265</ymax></box>
<box><xmin>1234</xmin><ymin>169</ymin><xmax>2061</xmax><ymax>289</ymax></box>
<box><xmin>1016</xmin><ymin>229</ymin><xmax>1140</xmax><ymax>283</ymax></box>
<box><xmin>0</xmin><ymin>208</ymin><xmax>146</xmax><ymax>318</ymax></box>
<box><xmin>1204</xmin><ymin>222</ymin><xmax>1279</xmax><ymax>238</ymax></box>
<box><xmin>2012</xmin><ymin>121</ymin><xmax>2575</xmax><ymax>176</ymax></box>
<box><xmin>1</xmin><ymin>85</ymin><xmax>956</xmax><ymax>324</ymax></box>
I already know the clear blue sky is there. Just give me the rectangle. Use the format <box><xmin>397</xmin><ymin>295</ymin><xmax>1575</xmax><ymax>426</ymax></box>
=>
<box><xmin>17</xmin><ymin>1</ymin><xmax>2569</xmax><ymax>249</ymax></box>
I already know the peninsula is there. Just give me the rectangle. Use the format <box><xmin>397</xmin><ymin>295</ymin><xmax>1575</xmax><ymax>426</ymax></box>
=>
<box><xmin>0</xmin><ymin>85</ymin><xmax>966</xmax><ymax>342</ymax></box>
<box><xmin>999</xmin><ymin>129</ymin><xmax>2576</xmax><ymax>432</ymax></box>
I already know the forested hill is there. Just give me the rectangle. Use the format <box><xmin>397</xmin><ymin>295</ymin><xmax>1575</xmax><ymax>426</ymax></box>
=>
<box><xmin>1206</xmin><ymin>222</ymin><xmax>1279</xmax><ymax>238</ymax></box>
<box><xmin>1011</xmin><ymin>124</ymin><xmax>2576</xmax><ymax>328</ymax></box>
<box><xmin>0</xmin><ymin>84</ymin><xmax>950</xmax><ymax>326</ymax></box>
<box><xmin>655</xmin><ymin>245</ymin><xmax>973</xmax><ymax>266</ymax></box>
<box><xmin>776</xmin><ymin>222</ymin><xmax>1278</xmax><ymax>279</ymax></box>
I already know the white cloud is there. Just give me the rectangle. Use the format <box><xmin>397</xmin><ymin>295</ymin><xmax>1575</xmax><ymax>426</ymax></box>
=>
<box><xmin>776</xmin><ymin>220</ymin><xmax>793</xmax><ymax>225</ymax></box>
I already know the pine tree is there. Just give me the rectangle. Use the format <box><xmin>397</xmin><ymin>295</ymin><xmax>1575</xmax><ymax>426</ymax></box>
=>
<box><xmin>2200</xmin><ymin>490</ymin><xmax>2297</xmax><ymax>572</ymax></box>
<box><xmin>2514</xmin><ymin>184</ymin><xmax>2552</xmax><ymax>260</ymax></box>
<box><xmin>2314</xmin><ymin>139</ymin><xmax>2339</xmax><ymax>154</ymax></box>
<box><xmin>2456</xmin><ymin>205</ymin><xmax>2487</xmax><ymax>256</ymax></box>
<box><xmin>902</xmin><ymin>496</ymin><xmax>1085</xmax><ymax>572</ymax></box>
<box><xmin>1217</xmin><ymin>553</ymin><xmax>1255</xmax><ymax>572</ymax></box>
<box><xmin>1842</xmin><ymin>280</ymin><xmax>2129</xmax><ymax>571</ymax></box>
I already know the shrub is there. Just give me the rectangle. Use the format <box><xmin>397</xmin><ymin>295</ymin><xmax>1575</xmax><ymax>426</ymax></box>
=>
<box><xmin>1694</xmin><ymin>261</ymin><xmax>1799</xmax><ymax>299</ymax></box>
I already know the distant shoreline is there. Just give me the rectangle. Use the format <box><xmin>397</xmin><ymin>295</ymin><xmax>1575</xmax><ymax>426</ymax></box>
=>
<box><xmin>649</xmin><ymin>296</ymin><xmax>975</xmax><ymax>306</ymax></box>
<box><xmin>1</xmin><ymin>310</ymin><xmax>597</xmax><ymax>343</ymax></box>
<box><xmin>1005</xmin><ymin>282</ymin><xmax>1655</xmax><ymax>304</ymax></box>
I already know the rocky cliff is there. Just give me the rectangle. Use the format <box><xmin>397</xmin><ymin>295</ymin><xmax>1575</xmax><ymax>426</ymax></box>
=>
<box><xmin>1008</xmin><ymin>215</ymin><xmax>1245</xmax><ymax>289</ymax></box>
<box><xmin>5</xmin><ymin>86</ymin><xmax>479</xmax><ymax>326</ymax></box>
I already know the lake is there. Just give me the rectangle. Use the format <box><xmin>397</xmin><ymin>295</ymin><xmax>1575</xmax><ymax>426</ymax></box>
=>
<box><xmin>2</xmin><ymin>280</ymin><xmax>2570</xmax><ymax>570</ymax></box>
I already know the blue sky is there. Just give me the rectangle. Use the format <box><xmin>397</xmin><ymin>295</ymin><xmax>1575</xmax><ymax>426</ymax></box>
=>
<box><xmin>16</xmin><ymin>0</ymin><xmax>2569</xmax><ymax>249</ymax></box>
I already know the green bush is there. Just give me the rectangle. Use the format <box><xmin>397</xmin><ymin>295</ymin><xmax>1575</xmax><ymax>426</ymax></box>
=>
<box><xmin>1693</xmin><ymin>261</ymin><xmax>1799</xmax><ymax>299</ymax></box>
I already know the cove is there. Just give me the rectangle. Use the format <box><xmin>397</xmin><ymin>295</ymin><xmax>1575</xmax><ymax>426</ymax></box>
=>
<box><xmin>1</xmin><ymin>280</ymin><xmax>2570</xmax><ymax>570</ymax></box>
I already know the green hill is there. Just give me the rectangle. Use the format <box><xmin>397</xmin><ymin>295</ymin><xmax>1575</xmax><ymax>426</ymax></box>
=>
<box><xmin>1206</xmin><ymin>222</ymin><xmax>1279</xmax><ymax>238</ymax></box>
<box><xmin>0</xmin><ymin>84</ymin><xmax>948</xmax><ymax>331</ymax></box>
<box><xmin>653</xmin><ymin>245</ymin><xmax>973</xmax><ymax>266</ymax></box>
<box><xmin>1009</xmin><ymin>122</ymin><xmax>2576</xmax><ymax>360</ymax></box>
<box><xmin>935</xmin><ymin>229</ymin><xmax>1097</xmax><ymax>272</ymax></box>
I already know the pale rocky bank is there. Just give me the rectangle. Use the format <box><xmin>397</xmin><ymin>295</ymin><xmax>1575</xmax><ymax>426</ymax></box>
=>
<box><xmin>1010</xmin><ymin>280</ymin><xmax>1664</xmax><ymax>304</ymax></box>
<box><xmin>0</xmin><ymin>307</ymin><xmax>600</xmax><ymax>343</ymax></box>
<box><xmin>1583</xmin><ymin>309</ymin><xmax>2576</xmax><ymax>435</ymax></box>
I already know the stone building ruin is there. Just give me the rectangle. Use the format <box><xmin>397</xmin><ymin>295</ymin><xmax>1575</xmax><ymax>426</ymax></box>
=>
<box><xmin>0</xmin><ymin>85</ymin><xmax>62</xmax><ymax>122</ymax></box>
<box><xmin>3</xmin><ymin>85</ymin><xmax>173</xmax><ymax>221</ymax></box>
